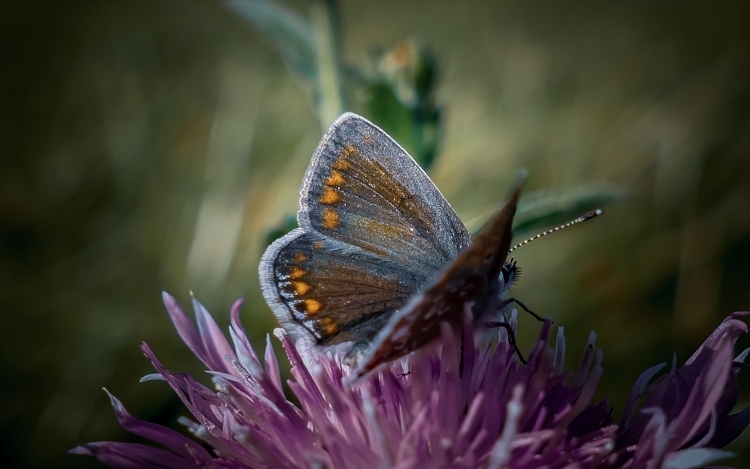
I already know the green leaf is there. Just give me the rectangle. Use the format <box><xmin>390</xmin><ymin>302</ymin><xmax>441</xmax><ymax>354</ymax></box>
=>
<box><xmin>364</xmin><ymin>80</ymin><xmax>442</xmax><ymax>171</ymax></box>
<box><xmin>263</xmin><ymin>214</ymin><xmax>298</xmax><ymax>248</ymax></box>
<box><xmin>223</xmin><ymin>0</ymin><xmax>317</xmax><ymax>82</ymax></box>
<box><xmin>513</xmin><ymin>184</ymin><xmax>626</xmax><ymax>236</ymax></box>
<box><xmin>361</xmin><ymin>42</ymin><xmax>443</xmax><ymax>171</ymax></box>
<box><xmin>366</xmin><ymin>81</ymin><xmax>415</xmax><ymax>147</ymax></box>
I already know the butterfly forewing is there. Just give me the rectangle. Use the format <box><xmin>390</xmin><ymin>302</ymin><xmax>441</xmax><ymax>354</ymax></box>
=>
<box><xmin>299</xmin><ymin>113</ymin><xmax>471</xmax><ymax>277</ymax></box>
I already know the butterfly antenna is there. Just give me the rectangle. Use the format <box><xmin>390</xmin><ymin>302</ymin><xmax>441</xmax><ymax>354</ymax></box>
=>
<box><xmin>508</xmin><ymin>209</ymin><xmax>603</xmax><ymax>253</ymax></box>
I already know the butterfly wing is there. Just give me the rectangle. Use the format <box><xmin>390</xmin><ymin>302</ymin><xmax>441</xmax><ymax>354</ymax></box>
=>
<box><xmin>260</xmin><ymin>229</ymin><xmax>422</xmax><ymax>345</ymax></box>
<box><xmin>353</xmin><ymin>180</ymin><xmax>523</xmax><ymax>377</ymax></box>
<box><xmin>260</xmin><ymin>113</ymin><xmax>471</xmax><ymax>346</ymax></box>
<box><xmin>298</xmin><ymin>113</ymin><xmax>470</xmax><ymax>277</ymax></box>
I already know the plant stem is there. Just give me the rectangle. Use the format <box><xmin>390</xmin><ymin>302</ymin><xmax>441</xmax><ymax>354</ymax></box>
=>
<box><xmin>310</xmin><ymin>0</ymin><xmax>344</xmax><ymax>128</ymax></box>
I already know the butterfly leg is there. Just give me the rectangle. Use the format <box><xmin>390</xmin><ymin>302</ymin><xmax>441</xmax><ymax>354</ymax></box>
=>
<box><xmin>484</xmin><ymin>321</ymin><xmax>527</xmax><ymax>364</ymax></box>
<box><xmin>500</xmin><ymin>297</ymin><xmax>544</xmax><ymax>322</ymax></box>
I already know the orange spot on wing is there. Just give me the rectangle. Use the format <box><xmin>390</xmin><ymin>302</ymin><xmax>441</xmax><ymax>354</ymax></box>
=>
<box><xmin>303</xmin><ymin>299</ymin><xmax>323</xmax><ymax>315</ymax></box>
<box><xmin>319</xmin><ymin>316</ymin><xmax>338</xmax><ymax>334</ymax></box>
<box><xmin>294</xmin><ymin>252</ymin><xmax>307</xmax><ymax>263</ymax></box>
<box><xmin>289</xmin><ymin>266</ymin><xmax>306</xmax><ymax>280</ymax></box>
<box><xmin>312</xmin><ymin>241</ymin><xmax>323</xmax><ymax>250</ymax></box>
<box><xmin>319</xmin><ymin>186</ymin><xmax>341</xmax><ymax>204</ymax></box>
<box><xmin>322</xmin><ymin>208</ymin><xmax>340</xmax><ymax>228</ymax></box>
<box><xmin>292</xmin><ymin>281</ymin><xmax>312</xmax><ymax>296</ymax></box>
<box><xmin>332</xmin><ymin>144</ymin><xmax>356</xmax><ymax>170</ymax></box>
<box><xmin>289</xmin><ymin>266</ymin><xmax>307</xmax><ymax>280</ymax></box>
<box><xmin>325</xmin><ymin>170</ymin><xmax>345</xmax><ymax>186</ymax></box>
<box><xmin>344</xmin><ymin>144</ymin><xmax>357</xmax><ymax>156</ymax></box>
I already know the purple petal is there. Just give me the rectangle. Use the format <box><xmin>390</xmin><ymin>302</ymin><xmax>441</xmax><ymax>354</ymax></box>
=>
<box><xmin>686</xmin><ymin>312</ymin><xmax>749</xmax><ymax>364</ymax></box>
<box><xmin>665</xmin><ymin>448</ymin><xmax>735</xmax><ymax>469</ymax></box>
<box><xmin>103</xmin><ymin>390</ymin><xmax>214</xmax><ymax>463</ymax></box>
<box><xmin>70</xmin><ymin>442</ymin><xmax>205</xmax><ymax>469</ymax></box>
<box><xmin>77</xmin><ymin>295</ymin><xmax>750</xmax><ymax>469</ymax></box>
<box><xmin>191</xmin><ymin>296</ymin><xmax>236</xmax><ymax>373</ymax></box>
<box><xmin>228</xmin><ymin>299</ymin><xmax>263</xmax><ymax>376</ymax></box>
<box><xmin>161</xmin><ymin>292</ymin><xmax>203</xmax><ymax>359</ymax></box>
<box><xmin>264</xmin><ymin>332</ymin><xmax>284</xmax><ymax>395</ymax></box>
<box><xmin>620</xmin><ymin>362</ymin><xmax>667</xmax><ymax>425</ymax></box>
<box><xmin>709</xmin><ymin>406</ymin><xmax>750</xmax><ymax>448</ymax></box>
<box><xmin>488</xmin><ymin>385</ymin><xmax>524</xmax><ymax>469</ymax></box>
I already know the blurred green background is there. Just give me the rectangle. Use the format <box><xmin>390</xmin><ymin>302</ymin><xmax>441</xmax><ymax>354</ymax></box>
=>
<box><xmin>2</xmin><ymin>0</ymin><xmax>750</xmax><ymax>468</ymax></box>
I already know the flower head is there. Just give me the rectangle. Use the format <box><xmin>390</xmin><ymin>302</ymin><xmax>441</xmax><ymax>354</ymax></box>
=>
<box><xmin>72</xmin><ymin>293</ymin><xmax>750</xmax><ymax>468</ymax></box>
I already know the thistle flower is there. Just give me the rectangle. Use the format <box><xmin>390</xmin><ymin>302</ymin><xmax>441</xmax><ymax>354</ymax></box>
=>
<box><xmin>72</xmin><ymin>293</ymin><xmax>750</xmax><ymax>468</ymax></box>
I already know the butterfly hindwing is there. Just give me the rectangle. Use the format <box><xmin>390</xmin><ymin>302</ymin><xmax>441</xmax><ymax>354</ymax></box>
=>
<box><xmin>260</xmin><ymin>228</ymin><xmax>426</xmax><ymax>345</ymax></box>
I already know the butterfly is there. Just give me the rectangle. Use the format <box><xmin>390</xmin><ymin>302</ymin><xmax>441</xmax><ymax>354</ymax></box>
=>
<box><xmin>260</xmin><ymin>113</ymin><xmax>536</xmax><ymax>379</ymax></box>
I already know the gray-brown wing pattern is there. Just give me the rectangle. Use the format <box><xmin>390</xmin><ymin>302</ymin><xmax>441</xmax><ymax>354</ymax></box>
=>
<box><xmin>261</xmin><ymin>113</ymin><xmax>474</xmax><ymax>350</ymax></box>
<box><xmin>299</xmin><ymin>114</ymin><xmax>471</xmax><ymax>278</ymax></box>
<box><xmin>260</xmin><ymin>229</ymin><xmax>424</xmax><ymax>344</ymax></box>
<box><xmin>353</xmin><ymin>184</ymin><xmax>522</xmax><ymax>377</ymax></box>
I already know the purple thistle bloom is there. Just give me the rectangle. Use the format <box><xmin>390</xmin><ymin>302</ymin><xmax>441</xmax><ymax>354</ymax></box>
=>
<box><xmin>72</xmin><ymin>293</ymin><xmax>750</xmax><ymax>468</ymax></box>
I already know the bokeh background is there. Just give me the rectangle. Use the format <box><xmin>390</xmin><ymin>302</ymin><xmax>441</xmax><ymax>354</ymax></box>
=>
<box><xmin>2</xmin><ymin>0</ymin><xmax>750</xmax><ymax>467</ymax></box>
